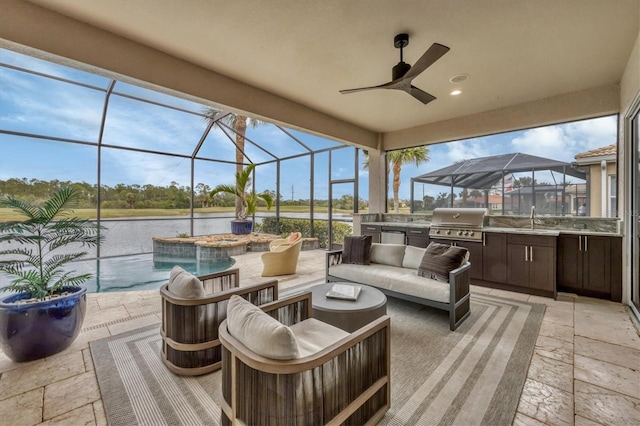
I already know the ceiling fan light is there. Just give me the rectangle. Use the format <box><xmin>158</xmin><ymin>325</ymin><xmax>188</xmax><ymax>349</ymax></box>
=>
<box><xmin>450</xmin><ymin>90</ymin><xmax>462</xmax><ymax>96</ymax></box>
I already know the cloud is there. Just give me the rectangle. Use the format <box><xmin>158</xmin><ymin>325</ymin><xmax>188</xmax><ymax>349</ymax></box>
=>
<box><xmin>511</xmin><ymin>116</ymin><xmax>616</xmax><ymax>162</ymax></box>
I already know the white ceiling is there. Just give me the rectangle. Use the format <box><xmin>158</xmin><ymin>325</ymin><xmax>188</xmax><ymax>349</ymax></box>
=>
<box><xmin>26</xmin><ymin>0</ymin><xmax>640</xmax><ymax>135</ymax></box>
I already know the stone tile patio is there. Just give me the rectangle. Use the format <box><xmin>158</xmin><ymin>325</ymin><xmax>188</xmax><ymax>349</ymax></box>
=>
<box><xmin>0</xmin><ymin>249</ymin><xmax>638</xmax><ymax>425</ymax></box>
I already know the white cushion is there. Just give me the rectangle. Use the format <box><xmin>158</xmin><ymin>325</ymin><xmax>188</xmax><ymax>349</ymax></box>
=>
<box><xmin>370</xmin><ymin>243</ymin><xmax>406</xmax><ymax>267</ymax></box>
<box><xmin>329</xmin><ymin>263</ymin><xmax>451</xmax><ymax>304</ymax></box>
<box><xmin>290</xmin><ymin>318</ymin><xmax>349</xmax><ymax>358</ymax></box>
<box><xmin>167</xmin><ymin>266</ymin><xmax>205</xmax><ymax>299</ymax></box>
<box><xmin>402</xmin><ymin>245</ymin><xmax>427</xmax><ymax>270</ymax></box>
<box><xmin>226</xmin><ymin>295</ymin><xmax>300</xmax><ymax>360</ymax></box>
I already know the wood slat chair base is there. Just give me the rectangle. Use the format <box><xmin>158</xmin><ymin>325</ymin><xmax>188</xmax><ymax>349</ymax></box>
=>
<box><xmin>219</xmin><ymin>292</ymin><xmax>391</xmax><ymax>425</ymax></box>
<box><xmin>160</xmin><ymin>268</ymin><xmax>278</xmax><ymax>376</ymax></box>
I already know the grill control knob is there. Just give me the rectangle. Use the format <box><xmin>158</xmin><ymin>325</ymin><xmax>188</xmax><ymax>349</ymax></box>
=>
<box><xmin>457</xmin><ymin>230</ymin><xmax>463</xmax><ymax>236</ymax></box>
<box><xmin>445</xmin><ymin>230</ymin><xmax>451</xmax><ymax>235</ymax></box>
<box><xmin>469</xmin><ymin>231</ymin><xmax>475</xmax><ymax>237</ymax></box>
<box><xmin>435</xmin><ymin>229</ymin><xmax>440</xmax><ymax>234</ymax></box>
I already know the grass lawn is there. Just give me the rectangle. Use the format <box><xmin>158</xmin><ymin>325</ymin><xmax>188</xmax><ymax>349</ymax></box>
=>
<box><xmin>0</xmin><ymin>206</ymin><xmax>361</xmax><ymax>221</ymax></box>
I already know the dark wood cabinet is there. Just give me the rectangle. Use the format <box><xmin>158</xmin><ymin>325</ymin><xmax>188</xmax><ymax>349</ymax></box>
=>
<box><xmin>454</xmin><ymin>240</ymin><xmax>483</xmax><ymax>280</ymax></box>
<box><xmin>557</xmin><ymin>234</ymin><xmax>621</xmax><ymax>301</ymax></box>
<box><xmin>361</xmin><ymin>225</ymin><xmax>381</xmax><ymax>243</ymax></box>
<box><xmin>406</xmin><ymin>227</ymin><xmax>430</xmax><ymax>248</ymax></box>
<box><xmin>507</xmin><ymin>234</ymin><xmax>556</xmax><ymax>296</ymax></box>
<box><xmin>482</xmin><ymin>232</ymin><xmax>507</xmax><ymax>284</ymax></box>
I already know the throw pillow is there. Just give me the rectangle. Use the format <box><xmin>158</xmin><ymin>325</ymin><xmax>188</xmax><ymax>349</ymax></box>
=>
<box><xmin>288</xmin><ymin>232</ymin><xmax>301</xmax><ymax>243</ymax></box>
<box><xmin>226</xmin><ymin>295</ymin><xmax>300</xmax><ymax>359</ymax></box>
<box><xmin>370</xmin><ymin>243</ymin><xmax>406</xmax><ymax>267</ymax></box>
<box><xmin>418</xmin><ymin>242</ymin><xmax>469</xmax><ymax>282</ymax></box>
<box><xmin>342</xmin><ymin>235</ymin><xmax>372</xmax><ymax>265</ymax></box>
<box><xmin>402</xmin><ymin>245</ymin><xmax>427</xmax><ymax>269</ymax></box>
<box><xmin>167</xmin><ymin>265</ymin><xmax>205</xmax><ymax>299</ymax></box>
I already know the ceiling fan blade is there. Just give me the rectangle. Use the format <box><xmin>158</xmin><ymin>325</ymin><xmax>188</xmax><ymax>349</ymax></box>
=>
<box><xmin>340</xmin><ymin>81</ymin><xmax>395</xmax><ymax>94</ymax></box>
<box><xmin>406</xmin><ymin>85</ymin><xmax>436</xmax><ymax>104</ymax></box>
<box><xmin>402</xmin><ymin>43</ymin><xmax>450</xmax><ymax>81</ymax></box>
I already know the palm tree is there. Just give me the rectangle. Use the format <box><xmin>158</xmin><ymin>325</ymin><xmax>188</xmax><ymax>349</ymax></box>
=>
<box><xmin>203</xmin><ymin>108</ymin><xmax>265</xmax><ymax>218</ymax></box>
<box><xmin>364</xmin><ymin>147</ymin><xmax>430</xmax><ymax>213</ymax></box>
<box><xmin>209</xmin><ymin>164</ymin><xmax>274</xmax><ymax>221</ymax></box>
<box><xmin>0</xmin><ymin>186</ymin><xmax>103</xmax><ymax>300</ymax></box>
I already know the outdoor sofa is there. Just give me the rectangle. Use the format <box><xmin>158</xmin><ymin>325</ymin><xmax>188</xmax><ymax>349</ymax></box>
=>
<box><xmin>326</xmin><ymin>240</ymin><xmax>471</xmax><ymax>330</ymax></box>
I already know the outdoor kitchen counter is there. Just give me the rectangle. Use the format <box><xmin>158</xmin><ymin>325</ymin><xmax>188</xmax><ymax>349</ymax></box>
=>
<box><xmin>361</xmin><ymin>222</ymin><xmax>621</xmax><ymax>236</ymax></box>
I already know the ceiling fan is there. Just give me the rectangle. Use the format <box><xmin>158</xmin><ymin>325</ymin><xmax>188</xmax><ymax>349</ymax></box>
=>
<box><xmin>340</xmin><ymin>33</ymin><xmax>449</xmax><ymax>104</ymax></box>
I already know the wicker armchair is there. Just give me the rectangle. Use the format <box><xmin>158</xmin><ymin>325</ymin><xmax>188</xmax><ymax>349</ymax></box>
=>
<box><xmin>219</xmin><ymin>291</ymin><xmax>391</xmax><ymax>425</ymax></box>
<box><xmin>160</xmin><ymin>268</ymin><xmax>278</xmax><ymax>376</ymax></box>
<box><xmin>261</xmin><ymin>238</ymin><xmax>303</xmax><ymax>276</ymax></box>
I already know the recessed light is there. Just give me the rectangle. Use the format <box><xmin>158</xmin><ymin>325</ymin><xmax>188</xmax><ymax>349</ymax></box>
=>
<box><xmin>450</xmin><ymin>74</ymin><xmax>469</xmax><ymax>83</ymax></box>
<box><xmin>450</xmin><ymin>90</ymin><xmax>462</xmax><ymax>96</ymax></box>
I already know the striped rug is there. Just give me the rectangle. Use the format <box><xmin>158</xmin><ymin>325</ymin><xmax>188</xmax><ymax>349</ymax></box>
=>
<box><xmin>91</xmin><ymin>293</ymin><xmax>544</xmax><ymax>426</ymax></box>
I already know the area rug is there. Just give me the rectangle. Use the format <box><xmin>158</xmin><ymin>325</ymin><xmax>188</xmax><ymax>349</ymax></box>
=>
<box><xmin>91</xmin><ymin>293</ymin><xmax>544</xmax><ymax>426</ymax></box>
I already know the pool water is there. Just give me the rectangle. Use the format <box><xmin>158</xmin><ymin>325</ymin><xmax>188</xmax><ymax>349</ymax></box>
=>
<box><xmin>74</xmin><ymin>254</ymin><xmax>236</xmax><ymax>293</ymax></box>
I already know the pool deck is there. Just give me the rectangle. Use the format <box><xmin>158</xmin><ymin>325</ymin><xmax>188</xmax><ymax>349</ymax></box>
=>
<box><xmin>1</xmin><ymin>249</ymin><xmax>639</xmax><ymax>425</ymax></box>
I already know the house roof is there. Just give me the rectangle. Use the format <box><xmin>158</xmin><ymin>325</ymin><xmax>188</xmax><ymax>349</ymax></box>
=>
<box><xmin>574</xmin><ymin>144</ymin><xmax>617</xmax><ymax>160</ymax></box>
<box><xmin>2</xmin><ymin>0</ymin><xmax>637</xmax><ymax>150</ymax></box>
<box><xmin>413</xmin><ymin>153</ymin><xmax>586</xmax><ymax>189</ymax></box>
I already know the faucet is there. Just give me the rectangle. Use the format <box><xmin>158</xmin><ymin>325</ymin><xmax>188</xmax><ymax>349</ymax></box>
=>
<box><xmin>530</xmin><ymin>206</ymin><xmax>536</xmax><ymax>229</ymax></box>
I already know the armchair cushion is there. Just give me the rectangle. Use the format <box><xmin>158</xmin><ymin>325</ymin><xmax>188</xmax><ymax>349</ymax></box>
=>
<box><xmin>167</xmin><ymin>266</ymin><xmax>205</xmax><ymax>299</ymax></box>
<box><xmin>342</xmin><ymin>235</ymin><xmax>372</xmax><ymax>265</ymax></box>
<box><xmin>290</xmin><ymin>318</ymin><xmax>349</xmax><ymax>357</ymax></box>
<box><xmin>418</xmin><ymin>242</ymin><xmax>469</xmax><ymax>282</ymax></box>
<box><xmin>226</xmin><ymin>295</ymin><xmax>300</xmax><ymax>359</ymax></box>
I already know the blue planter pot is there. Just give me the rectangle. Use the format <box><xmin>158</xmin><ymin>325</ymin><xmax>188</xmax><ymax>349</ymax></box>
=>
<box><xmin>231</xmin><ymin>220</ymin><xmax>253</xmax><ymax>235</ymax></box>
<box><xmin>0</xmin><ymin>286</ymin><xmax>87</xmax><ymax>362</ymax></box>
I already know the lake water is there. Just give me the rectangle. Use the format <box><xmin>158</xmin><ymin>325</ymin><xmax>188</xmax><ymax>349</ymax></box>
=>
<box><xmin>0</xmin><ymin>212</ymin><xmax>352</xmax><ymax>292</ymax></box>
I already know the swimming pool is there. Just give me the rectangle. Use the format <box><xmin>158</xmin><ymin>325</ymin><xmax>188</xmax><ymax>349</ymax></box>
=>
<box><xmin>73</xmin><ymin>254</ymin><xmax>235</xmax><ymax>293</ymax></box>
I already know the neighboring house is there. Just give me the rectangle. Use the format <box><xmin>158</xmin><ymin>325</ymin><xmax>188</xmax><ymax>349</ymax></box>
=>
<box><xmin>574</xmin><ymin>144</ymin><xmax>617</xmax><ymax>218</ymax></box>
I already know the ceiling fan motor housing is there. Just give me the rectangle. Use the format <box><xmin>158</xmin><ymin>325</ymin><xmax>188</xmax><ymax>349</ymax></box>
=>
<box><xmin>393</xmin><ymin>61</ymin><xmax>411</xmax><ymax>80</ymax></box>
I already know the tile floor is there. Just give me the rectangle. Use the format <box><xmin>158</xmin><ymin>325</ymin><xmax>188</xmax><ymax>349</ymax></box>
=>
<box><xmin>0</xmin><ymin>249</ymin><xmax>639</xmax><ymax>425</ymax></box>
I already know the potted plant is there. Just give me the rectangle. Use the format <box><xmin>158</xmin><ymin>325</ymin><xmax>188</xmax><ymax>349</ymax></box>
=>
<box><xmin>210</xmin><ymin>164</ymin><xmax>274</xmax><ymax>235</ymax></box>
<box><xmin>0</xmin><ymin>186</ymin><xmax>103</xmax><ymax>362</ymax></box>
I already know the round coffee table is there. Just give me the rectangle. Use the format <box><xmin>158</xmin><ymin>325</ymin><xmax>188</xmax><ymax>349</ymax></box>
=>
<box><xmin>310</xmin><ymin>282</ymin><xmax>387</xmax><ymax>332</ymax></box>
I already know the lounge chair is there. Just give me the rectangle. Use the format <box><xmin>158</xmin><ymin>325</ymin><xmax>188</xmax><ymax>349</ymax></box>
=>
<box><xmin>160</xmin><ymin>267</ymin><xmax>278</xmax><ymax>375</ymax></box>
<box><xmin>219</xmin><ymin>292</ymin><xmax>391</xmax><ymax>425</ymax></box>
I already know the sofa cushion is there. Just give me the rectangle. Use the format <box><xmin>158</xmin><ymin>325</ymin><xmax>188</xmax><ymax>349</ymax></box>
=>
<box><xmin>370</xmin><ymin>243</ymin><xmax>406</xmax><ymax>267</ymax></box>
<box><xmin>226</xmin><ymin>295</ymin><xmax>300</xmax><ymax>359</ymax></box>
<box><xmin>342</xmin><ymin>235</ymin><xmax>372</xmax><ymax>265</ymax></box>
<box><xmin>329</xmin><ymin>263</ymin><xmax>450</xmax><ymax>303</ymax></box>
<box><xmin>167</xmin><ymin>265</ymin><xmax>205</xmax><ymax>299</ymax></box>
<box><xmin>418</xmin><ymin>242</ymin><xmax>469</xmax><ymax>282</ymax></box>
<box><xmin>290</xmin><ymin>318</ymin><xmax>349</xmax><ymax>358</ymax></box>
<box><xmin>402</xmin><ymin>245</ymin><xmax>427</xmax><ymax>270</ymax></box>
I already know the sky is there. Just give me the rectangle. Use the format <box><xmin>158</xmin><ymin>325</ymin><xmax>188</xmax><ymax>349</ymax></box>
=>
<box><xmin>0</xmin><ymin>48</ymin><xmax>618</xmax><ymax>202</ymax></box>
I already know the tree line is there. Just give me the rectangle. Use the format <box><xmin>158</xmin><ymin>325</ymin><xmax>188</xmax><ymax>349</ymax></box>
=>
<box><xmin>0</xmin><ymin>178</ymin><xmax>368</xmax><ymax>210</ymax></box>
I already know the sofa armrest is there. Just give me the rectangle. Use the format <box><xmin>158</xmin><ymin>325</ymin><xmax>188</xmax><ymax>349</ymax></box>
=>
<box><xmin>449</xmin><ymin>262</ymin><xmax>471</xmax><ymax>304</ymax></box>
<box><xmin>326</xmin><ymin>249</ymin><xmax>343</xmax><ymax>271</ymax></box>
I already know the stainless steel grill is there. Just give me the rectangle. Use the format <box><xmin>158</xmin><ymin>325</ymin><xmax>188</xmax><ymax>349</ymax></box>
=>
<box><xmin>429</xmin><ymin>208</ymin><xmax>487</xmax><ymax>242</ymax></box>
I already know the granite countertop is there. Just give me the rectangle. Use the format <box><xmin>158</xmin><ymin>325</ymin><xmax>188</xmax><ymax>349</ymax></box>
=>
<box><xmin>361</xmin><ymin>222</ymin><xmax>621</xmax><ymax>236</ymax></box>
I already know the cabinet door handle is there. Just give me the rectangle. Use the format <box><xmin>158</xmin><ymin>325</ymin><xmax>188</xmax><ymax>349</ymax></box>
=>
<box><xmin>525</xmin><ymin>246</ymin><xmax>528</xmax><ymax>261</ymax></box>
<box><xmin>482</xmin><ymin>233</ymin><xmax>486</xmax><ymax>247</ymax></box>
<box><xmin>530</xmin><ymin>246</ymin><xmax>533</xmax><ymax>262</ymax></box>
<box><xmin>584</xmin><ymin>236</ymin><xmax>588</xmax><ymax>252</ymax></box>
<box><xmin>579</xmin><ymin>236</ymin><xmax>582</xmax><ymax>251</ymax></box>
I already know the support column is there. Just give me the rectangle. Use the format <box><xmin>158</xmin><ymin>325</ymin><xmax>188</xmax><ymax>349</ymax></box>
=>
<box><xmin>367</xmin><ymin>135</ymin><xmax>386</xmax><ymax>214</ymax></box>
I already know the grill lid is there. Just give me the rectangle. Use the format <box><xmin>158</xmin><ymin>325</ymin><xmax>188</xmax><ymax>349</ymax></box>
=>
<box><xmin>430</xmin><ymin>208</ymin><xmax>487</xmax><ymax>228</ymax></box>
